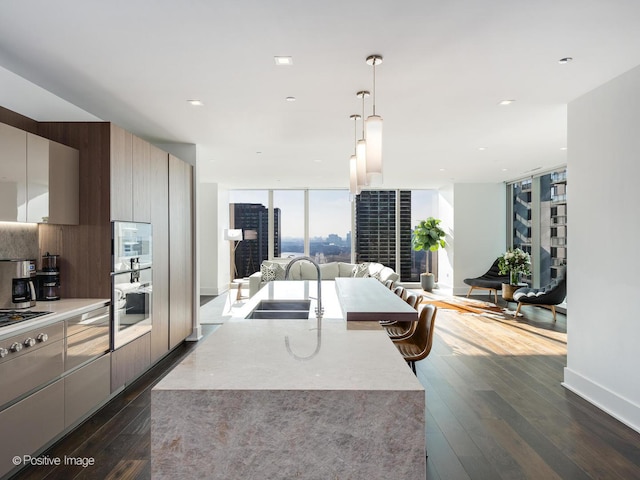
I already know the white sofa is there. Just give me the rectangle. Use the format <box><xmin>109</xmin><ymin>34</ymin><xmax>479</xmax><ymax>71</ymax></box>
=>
<box><xmin>248</xmin><ymin>259</ymin><xmax>400</xmax><ymax>297</ymax></box>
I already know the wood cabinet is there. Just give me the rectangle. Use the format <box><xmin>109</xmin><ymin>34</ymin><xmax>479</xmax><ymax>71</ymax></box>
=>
<box><xmin>110</xmin><ymin>124</ymin><xmax>133</xmax><ymax>221</ymax></box>
<box><xmin>64</xmin><ymin>353</ymin><xmax>110</xmax><ymax>428</ymax></box>
<box><xmin>0</xmin><ymin>123</ymin><xmax>79</xmax><ymax>224</ymax></box>
<box><xmin>132</xmin><ymin>135</ymin><xmax>151</xmax><ymax>222</ymax></box>
<box><xmin>169</xmin><ymin>154</ymin><xmax>194</xmax><ymax>348</ymax></box>
<box><xmin>150</xmin><ymin>145</ymin><xmax>170</xmax><ymax>362</ymax></box>
<box><xmin>110</xmin><ymin>124</ymin><xmax>151</xmax><ymax>223</ymax></box>
<box><xmin>26</xmin><ymin>134</ymin><xmax>79</xmax><ymax>224</ymax></box>
<box><xmin>111</xmin><ymin>332</ymin><xmax>151</xmax><ymax>392</ymax></box>
<box><xmin>0</xmin><ymin>122</ymin><xmax>27</xmax><ymax>221</ymax></box>
<box><xmin>0</xmin><ymin>379</ymin><xmax>64</xmax><ymax>478</ymax></box>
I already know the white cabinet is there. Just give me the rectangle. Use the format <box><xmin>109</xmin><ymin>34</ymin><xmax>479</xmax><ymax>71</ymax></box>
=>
<box><xmin>26</xmin><ymin>133</ymin><xmax>79</xmax><ymax>224</ymax></box>
<box><xmin>0</xmin><ymin>122</ymin><xmax>27</xmax><ymax>222</ymax></box>
<box><xmin>0</xmin><ymin>123</ymin><xmax>79</xmax><ymax>224</ymax></box>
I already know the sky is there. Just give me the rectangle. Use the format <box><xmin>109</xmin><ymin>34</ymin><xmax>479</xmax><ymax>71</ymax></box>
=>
<box><xmin>229</xmin><ymin>189</ymin><xmax>438</xmax><ymax>239</ymax></box>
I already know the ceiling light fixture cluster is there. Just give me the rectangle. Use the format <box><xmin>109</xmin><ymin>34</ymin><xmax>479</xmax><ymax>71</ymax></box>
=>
<box><xmin>348</xmin><ymin>55</ymin><xmax>384</xmax><ymax>195</ymax></box>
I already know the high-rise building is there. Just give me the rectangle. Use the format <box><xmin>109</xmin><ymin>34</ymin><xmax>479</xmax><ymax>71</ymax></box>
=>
<box><xmin>230</xmin><ymin>203</ymin><xmax>280</xmax><ymax>278</ymax></box>
<box><xmin>355</xmin><ymin>190</ymin><xmax>412</xmax><ymax>280</ymax></box>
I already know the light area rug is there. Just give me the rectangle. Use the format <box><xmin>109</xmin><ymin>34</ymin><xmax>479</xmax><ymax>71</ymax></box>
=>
<box><xmin>412</xmin><ymin>290</ymin><xmax>520</xmax><ymax>320</ymax></box>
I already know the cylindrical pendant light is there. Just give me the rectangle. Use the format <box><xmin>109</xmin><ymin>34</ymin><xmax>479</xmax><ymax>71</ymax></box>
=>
<box><xmin>356</xmin><ymin>91</ymin><xmax>369</xmax><ymax>187</ymax></box>
<box><xmin>349</xmin><ymin>115</ymin><xmax>361</xmax><ymax>195</ymax></box>
<box><xmin>365</xmin><ymin>55</ymin><xmax>383</xmax><ymax>185</ymax></box>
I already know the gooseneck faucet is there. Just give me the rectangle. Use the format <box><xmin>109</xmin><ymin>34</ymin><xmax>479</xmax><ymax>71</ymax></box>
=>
<box><xmin>284</xmin><ymin>256</ymin><xmax>323</xmax><ymax>317</ymax></box>
<box><xmin>284</xmin><ymin>256</ymin><xmax>323</xmax><ymax>361</ymax></box>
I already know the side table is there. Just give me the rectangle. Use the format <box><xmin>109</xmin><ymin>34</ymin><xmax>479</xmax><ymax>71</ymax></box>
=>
<box><xmin>233</xmin><ymin>278</ymin><xmax>250</xmax><ymax>301</ymax></box>
<box><xmin>501</xmin><ymin>283</ymin><xmax>527</xmax><ymax>302</ymax></box>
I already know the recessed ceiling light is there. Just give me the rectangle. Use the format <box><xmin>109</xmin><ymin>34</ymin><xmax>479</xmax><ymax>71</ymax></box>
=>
<box><xmin>502</xmin><ymin>168</ymin><xmax>508</xmax><ymax>172</ymax></box>
<box><xmin>478</xmin><ymin>147</ymin><xmax>488</xmax><ymax>151</ymax></box>
<box><xmin>439</xmin><ymin>168</ymin><xmax>445</xmax><ymax>171</ymax></box>
<box><xmin>558</xmin><ymin>57</ymin><xmax>573</xmax><ymax>64</ymax></box>
<box><xmin>560</xmin><ymin>146</ymin><xmax>567</xmax><ymax>151</ymax></box>
<box><xmin>499</xmin><ymin>100</ymin><xmax>515</xmax><ymax>106</ymax></box>
<box><xmin>285</xmin><ymin>96</ymin><xmax>296</xmax><ymax>102</ymax></box>
<box><xmin>187</xmin><ymin>100</ymin><xmax>204</xmax><ymax>106</ymax></box>
<box><xmin>274</xmin><ymin>56</ymin><xmax>293</xmax><ymax>66</ymax></box>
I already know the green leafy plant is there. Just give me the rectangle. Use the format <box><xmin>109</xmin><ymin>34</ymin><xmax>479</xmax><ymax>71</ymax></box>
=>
<box><xmin>412</xmin><ymin>217</ymin><xmax>446</xmax><ymax>274</ymax></box>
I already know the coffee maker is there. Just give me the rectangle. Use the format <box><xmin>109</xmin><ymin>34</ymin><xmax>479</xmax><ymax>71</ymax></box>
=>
<box><xmin>0</xmin><ymin>259</ymin><xmax>37</xmax><ymax>309</ymax></box>
<box><xmin>37</xmin><ymin>253</ymin><xmax>61</xmax><ymax>301</ymax></box>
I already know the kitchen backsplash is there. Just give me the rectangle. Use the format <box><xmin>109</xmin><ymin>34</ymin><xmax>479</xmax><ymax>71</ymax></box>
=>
<box><xmin>0</xmin><ymin>223</ymin><xmax>39</xmax><ymax>260</ymax></box>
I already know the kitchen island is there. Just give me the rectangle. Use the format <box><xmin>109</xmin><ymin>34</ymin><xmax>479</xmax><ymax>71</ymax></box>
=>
<box><xmin>151</xmin><ymin>280</ymin><xmax>426</xmax><ymax>479</ymax></box>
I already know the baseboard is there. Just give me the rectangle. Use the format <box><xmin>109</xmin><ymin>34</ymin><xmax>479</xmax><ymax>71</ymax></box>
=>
<box><xmin>563</xmin><ymin>367</ymin><xmax>640</xmax><ymax>434</ymax></box>
<box><xmin>200</xmin><ymin>286</ymin><xmax>228</xmax><ymax>296</ymax></box>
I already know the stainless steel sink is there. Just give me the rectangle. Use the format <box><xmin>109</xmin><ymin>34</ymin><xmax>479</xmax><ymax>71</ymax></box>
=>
<box><xmin>246</xmin><ymin>299</ymin><xmax>311</xmax><ymax>319</ymax></box>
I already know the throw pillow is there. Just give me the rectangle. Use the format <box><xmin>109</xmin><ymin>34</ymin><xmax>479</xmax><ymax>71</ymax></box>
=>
<box><xmin>274</xmin><ymin>263</ymin><xmax>286</xmax><ymax>281</ymax></box>
<box><xmin>261</xmin><ymin>263</ymin><xmax>278</xmax><ymax>283</ymax></box>
<box><xmin>352</xmin><ymin>263</ymin><xmax>369</xmax><ymax>278</ymax></box>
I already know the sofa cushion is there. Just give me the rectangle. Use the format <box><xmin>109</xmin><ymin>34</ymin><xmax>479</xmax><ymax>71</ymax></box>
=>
<box><xmin>367</xmin><ymin>262</ymin><xmax>385</xmax><ymax>278</ymax></box>
<box><xmin>286</xmin><ymin>261</ymin><xmax>302</xmax><ymax>280</ymax></box>
<box><xmin>338</xmin><ymin>262</ymin><xmax>357</xmax><ymax>277</ymax></box>
<box><xmin>319</xmin><ymin>262</ymin><xmax>340</xmax><ymax>280</ymax></box>
<box><xmin>352</xmin><ymin>263</ymin><xmax>369</xmax><ymax>277</ymax></box>
<box><xmin>298</xmin><ymin>260</ymin><xmax>324</xmax><ymax>279</ymax></box>
<box><xmin>378</xmin><ymin>267</ymin><xmax>399</xmax><ymax>283</ymax></box>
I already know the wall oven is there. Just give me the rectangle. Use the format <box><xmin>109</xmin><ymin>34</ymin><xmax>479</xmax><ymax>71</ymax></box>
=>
<box><xmin>111</xmin><ymin>222</ymin><xmax>152</xmax><ymax>350</ymax></box>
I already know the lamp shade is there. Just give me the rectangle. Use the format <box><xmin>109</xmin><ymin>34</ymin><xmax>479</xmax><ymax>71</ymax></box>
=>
<box><xmin>365</xmin><ymin>115</ymin><xmax>383</xmax><ymax>184</ymax></box>
<box><xmin>224</xmin><ymin>229</ymin><xmax>243</xmax><ymax>241</ymax></box>
<box><xmin>243</xmin><ymin>229</ymin><xmax>258</xmax><ymax>240</ymax></box>
<box><xmin>349</xmin><ymin>154</ymin><xmax>360</xmax><ymax>195</ymax></box>
<box><xmin>356</xmin><ymin>139</ymin><xmax>367</xmax><ymax>187</ymax></box>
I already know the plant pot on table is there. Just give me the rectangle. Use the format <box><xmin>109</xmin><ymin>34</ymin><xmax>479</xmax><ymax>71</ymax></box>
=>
<box><xmin>501</xmin><ymin>283</ymin><xmax>526</xmax><ymax>302</ymax></box>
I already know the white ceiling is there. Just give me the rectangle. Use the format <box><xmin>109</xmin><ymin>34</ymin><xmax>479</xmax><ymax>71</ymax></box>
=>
<box><xmin>1</xmin><ymin>1</ymin><xmax>640</xmax><ymax>190</ymax></box>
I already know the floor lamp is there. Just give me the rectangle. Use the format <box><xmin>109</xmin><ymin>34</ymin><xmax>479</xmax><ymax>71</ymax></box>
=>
<box><xmin>224</xmin><ymin>228</ymin><xmax>243</xmax><ymax>281</ymax></box>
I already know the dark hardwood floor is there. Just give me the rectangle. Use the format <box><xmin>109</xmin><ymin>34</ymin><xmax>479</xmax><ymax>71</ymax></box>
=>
<box><xmin>9</xmin><ymin>302</ymin><xmax>640</xmax><ymax>480</ymax></box>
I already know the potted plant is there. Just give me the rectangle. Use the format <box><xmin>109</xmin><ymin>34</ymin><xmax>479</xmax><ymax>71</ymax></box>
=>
<box><xmin>498</xmin><ymin>247</ymin><xmax>531</xmax><ymax>285</ymax></box>
<box><xmin>498</xmin><ymin>247</ymin><xmax>531</xmax><ymax>301</ymax></box>
<box><xmin>412</xmin><ymin>217</ymin><xmax>446</xmax><ymax>292</ymax></box>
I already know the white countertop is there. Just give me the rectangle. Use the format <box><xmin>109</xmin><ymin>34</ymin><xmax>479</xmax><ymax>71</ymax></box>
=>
<box><xmin>154</xmin><ymin>318</ymin><xmax>422</xmax><ymax>391</ymax></box>
<box><xmin>0</xmin><ymin>298</ymin><xmax>110</xmax><ymax>339</ymax></box>
<box><xmin>155</xmin><ymin>280</ymin><xmax>423</xmax><ymax>392</ymax></box>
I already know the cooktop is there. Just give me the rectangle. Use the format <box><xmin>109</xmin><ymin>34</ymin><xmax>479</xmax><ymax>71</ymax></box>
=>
<box><xmin>0</xmin><ymin>310</ymin><xmax>52</xmax><ymax>328</ymax></box>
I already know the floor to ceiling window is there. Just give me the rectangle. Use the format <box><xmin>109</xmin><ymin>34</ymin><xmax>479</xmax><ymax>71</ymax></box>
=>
<box><xmin>228</xmin><ymin>190</ymin><xmax>270</xmax><ymax>279</ymax></box>
<box><xmin>409</xmin><ymin>190</ymin><xmax>439</xmax><ymax>282</ymax></box>
<box><xmin>507</xmin><ymin>167</ymin><xmax>567</xmax><ymax>289</ymax></box>
<box><xmin>308</xmin><ymin>190</ymin><xmax>351</xmax><ymax>263</ymax></box>
<box><xmin>229</xmin><ymin>188</ymin><xmax>440</xmax><ymax>281</ymax></box>
<box><xmin>273</xmin><ymin>190</ymin><xmax>304</xmax><ymax>259</ymax></box>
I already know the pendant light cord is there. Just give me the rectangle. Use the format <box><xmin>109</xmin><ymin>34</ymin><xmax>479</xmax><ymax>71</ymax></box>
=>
<box><xmin>361</xmin><ymin>95</ymin><xmax>366</xmax><ymax>139</ymax></box>
<box><xmin>372</xmin><ymin>61</ymin><xmax>376</xmax><ymax>116</ymax></box>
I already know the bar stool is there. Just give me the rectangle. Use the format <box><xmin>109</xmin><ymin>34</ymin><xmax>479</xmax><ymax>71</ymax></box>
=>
<box><xmin>392</xmin><ymin>304</ymin><xmax>438</xmax><ymax>374</ymax></box>
<box><xmin>384</xmin><ymin>293</ymin><xmax>423</xmax><ymax>340</ymax></box>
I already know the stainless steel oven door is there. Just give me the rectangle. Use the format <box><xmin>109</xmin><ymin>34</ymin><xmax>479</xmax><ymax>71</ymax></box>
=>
<box><xmin>112</xmin><ymin>267</ymin><xmax>152</xmax><ymax>350</ymax></box>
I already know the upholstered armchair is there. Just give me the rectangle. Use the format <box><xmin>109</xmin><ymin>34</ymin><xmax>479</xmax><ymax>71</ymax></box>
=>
<box><xmin>463</xmin><ymin>258</ymin><xmax>509</xmax><ymax>304</ymax></box>
<box><xmin>513</xmin><ymin>270</ymin><xmax>567</xmax><ymax>321</ymax></box>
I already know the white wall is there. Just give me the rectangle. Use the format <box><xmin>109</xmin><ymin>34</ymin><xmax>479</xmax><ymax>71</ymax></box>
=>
<box><xmin>452</xmin><ymin>183</ymin><xmax>506</xmax><ymax>295</ymax></box>
<box><xmin>199</xmin><ymin>182</ymin><xmax>230</xmax><ymax>296</ymax></box>
<box><xmin>437</xmin><ymin>185</ymin><xmax>454</xmax><ymax>289</ymax></box>
<box><xmin>565</xmin><ymin>65</ymin><xmax>640</xmax><ymax>432</ymax></box>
